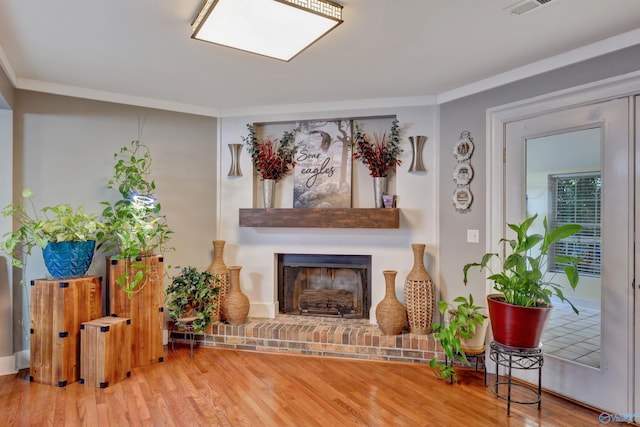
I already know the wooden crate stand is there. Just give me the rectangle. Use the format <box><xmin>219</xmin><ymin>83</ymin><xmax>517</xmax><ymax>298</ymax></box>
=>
<box><xmin>106</xmin><ymin>255</ymin><xmax>164</xmax><ymax>367</ymax></box>
<box><xmin>30</xmin><ymin>276</ymin><xmax>102</xmax><ymax>386</ymax></box>
<box><xmin>80</xmin><ymin>316</ymin><xmax>132</xmax><ymax>388</ymax></box>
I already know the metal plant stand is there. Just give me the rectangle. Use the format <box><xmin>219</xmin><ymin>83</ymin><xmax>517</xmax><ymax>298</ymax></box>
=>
<box><xmin>488</xmin><ymin>341</ymin><xmax>544</xmax><ymax>416</ymax></box>
<box><xmin>170</xmin><ymin>316</ymin><xmax>198</xmax><ymax>358</ymax></box>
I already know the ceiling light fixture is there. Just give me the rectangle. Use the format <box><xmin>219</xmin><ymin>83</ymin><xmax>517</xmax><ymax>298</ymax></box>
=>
<box><xmin>191</xmin><ymin>0</ymin><xmax>343</xmax><ymax>62</ymax></box>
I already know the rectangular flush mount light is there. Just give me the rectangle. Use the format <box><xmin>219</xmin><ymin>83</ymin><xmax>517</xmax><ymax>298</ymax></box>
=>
<box><xmin>191</xmin><ymin>0</ymin><xmax>343</xmax><ymax>61</ymax></box>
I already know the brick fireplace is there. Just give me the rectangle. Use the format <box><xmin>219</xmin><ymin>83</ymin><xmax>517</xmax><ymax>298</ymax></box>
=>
<box><xmin>193</xmin><ymin>315</ymin><xmax>441</xmax><ymax>364</ymax></box>
<box><xmin>277</xmin><ymin>253</ymin><xmax>371</xmax><ymax>319</ymax></box>
<box><xmin>173</xmin><ymin>253</ymin><xmax>442</xmax><ymax>365</ymax></box>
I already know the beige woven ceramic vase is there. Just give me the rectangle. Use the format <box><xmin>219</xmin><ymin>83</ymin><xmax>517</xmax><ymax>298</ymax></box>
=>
<box><xmin>375</xmin><ymin>270</ymin><xmax>407</xmax><ymax>335</ymax></box>
<box><xmin>206</xmin><ymin>240</ymin><xmax>230</xmax><ymax>322</ymax></box>
<box><xmin>220</xmin><ymin>265</ymin><xmax>250</xmax><ymax>325</ymax></box>
<box><xmin>404</xmin><ymin>243</ymin><xmax>435</xmax><ymax>334</ymax></box>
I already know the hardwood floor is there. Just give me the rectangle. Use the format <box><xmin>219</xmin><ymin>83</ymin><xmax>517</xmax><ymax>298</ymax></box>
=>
<box><xmin>0</xmin><ymin>345</ymin><xmax>606</xmax><ymax>426</ymax></box>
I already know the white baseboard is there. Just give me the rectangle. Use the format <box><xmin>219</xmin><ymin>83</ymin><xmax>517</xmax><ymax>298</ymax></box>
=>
<box><xmin>0</xmin><ymin>350</ymin><xmax>29</xmax><ymax>375</ymax></box>
<box><xmin>16</xmin><ymin>350</ymin><xmax>29</xmax><ymax>370</ymax></box>
<box><xmin>0</xmin><ymin>354</ymin><xmax>16</xmax><ymax>376</ymax></box>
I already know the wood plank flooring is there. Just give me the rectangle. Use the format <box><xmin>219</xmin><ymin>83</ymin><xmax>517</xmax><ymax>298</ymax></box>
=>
<box><xmin>0</xmin><ymin>346</ymin><xmax>607</xmax><ymax>426</ymax></box>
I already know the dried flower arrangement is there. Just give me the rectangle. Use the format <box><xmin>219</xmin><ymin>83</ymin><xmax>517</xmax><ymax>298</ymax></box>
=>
<box><xmin>243</xmin><ymin>124</ymin><xmax>299</xmax><ymax>181</ymax></box>
<box><xmin>353</xmin><ymin>118</ymin><xmax>402</xmax><ymax>177</ymax></box>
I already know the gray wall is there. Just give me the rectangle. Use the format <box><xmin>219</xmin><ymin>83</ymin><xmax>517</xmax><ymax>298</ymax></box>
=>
<box><xmin>0</xmin><ymin>63</ymin><xmax>13</xmax><ymax>109</ymax></box>
<box><xmin>438</xmin><ymin>44</ymin><xmax>640</xmax><ymax>307</ymax></box>
<box><xmin>11</xmin><ymin>91</ymin><xmax>218</xmax><ymax>354</ymax></box>
<box><xmin>4</xmin><ymin>41</ymin><xmax>640</xmax><ymax>362</ymax></box>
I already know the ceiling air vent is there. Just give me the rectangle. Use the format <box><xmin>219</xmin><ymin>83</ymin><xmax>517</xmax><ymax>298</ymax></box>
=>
<box><xmin>505</xmin><ymin>0</ymin><xmax>556</xmax><ymax>15</ymax></box>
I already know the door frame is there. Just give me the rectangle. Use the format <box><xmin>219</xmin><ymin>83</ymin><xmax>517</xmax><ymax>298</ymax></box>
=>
<box><xmin>0</xmin><ymin>106</ymin><xmax>14</xmax><ymax>375</ymax></box>
<box><xmin>486</xmin><ymin>70</ymin><xmax>640</xmax><ymax>414</ymax></box>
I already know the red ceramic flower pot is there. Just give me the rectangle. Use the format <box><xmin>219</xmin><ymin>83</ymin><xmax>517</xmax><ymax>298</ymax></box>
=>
<box><xmin>487</xmin><ymin>294</ymin><xmax>552</xmax><ymax>349</ymax></box>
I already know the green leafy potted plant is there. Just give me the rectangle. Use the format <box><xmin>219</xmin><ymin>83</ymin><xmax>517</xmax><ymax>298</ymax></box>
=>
<box><xmin>463</xmin><ymin>214</ymin><xmax>582</xmax><ymax>348</ymax></box>
<box><xmin>1</xmin><ymin>188</ymin><xmax>104</xmax><ymax>278</ymax></box>
<box><xmin>165</xmin><ymin>266</ymin><xmax>221</xmax><ymax>334</ymax></box>
<box><xmin>97</xmin><ymin>140</ymin><xmax>173</xmax><ymax>296</ymax></box>
<box><xmin>429</xmin><ymin>294</ymin><xmax>487</xmax><ymax>382</ymax></box>
<box><xmin>243</xmin><ymin>124</ymin><xmax>299</xmax><ymax>208</ymax></box>
<box><xmin>352</xmin><ymin>118</ymin><xmax>402</xmax><ymax>207</ymax></box>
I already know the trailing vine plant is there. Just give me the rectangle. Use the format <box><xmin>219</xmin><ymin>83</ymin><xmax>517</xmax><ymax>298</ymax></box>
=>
<box><xmin>429</xmin><ymin>294</ymin><xmax>486</xmax><ymax>382</ymax></box>
<box><xmin>165</xmin><ymin>266</ymin><xmax>221</xmax><ymax>334</ymax></box>
<box><xmin>98</xmin><ymin>135</ymin><xmax>173</xmax><ymax>297</ymax></box>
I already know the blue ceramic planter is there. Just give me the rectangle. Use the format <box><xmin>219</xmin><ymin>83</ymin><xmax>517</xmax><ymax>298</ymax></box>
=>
<box><xmin>42</xmin><ymin>240</ymin><xmax>96</xmax><ymax>279</ymax></box>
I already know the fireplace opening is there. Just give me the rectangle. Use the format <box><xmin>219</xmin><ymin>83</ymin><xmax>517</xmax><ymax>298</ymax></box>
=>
<box><xmin>277</xmin><ymin>254</ymin><xmax>371</xmax><ymax>319</ymax></box>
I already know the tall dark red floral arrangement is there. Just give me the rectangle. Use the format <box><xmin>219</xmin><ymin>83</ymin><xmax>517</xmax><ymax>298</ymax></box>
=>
<box><xmin>243</xmin><ymin>124</ymin><xmax>299</xmax><ymax>181</ymax></box>
<box><xmin>353</xmin><ymin>119</ymin><xmax>402</xmax><ymax>177</ymax></box>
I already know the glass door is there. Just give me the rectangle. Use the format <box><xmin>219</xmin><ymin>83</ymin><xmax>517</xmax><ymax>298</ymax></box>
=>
<box><xmin>503</xmin><ymin>98</ymin><xmax>632</xmax><ymax>414</ymax></box>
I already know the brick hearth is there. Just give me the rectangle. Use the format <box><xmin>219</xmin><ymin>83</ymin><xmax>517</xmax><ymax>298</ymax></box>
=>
<box><xmin>171</xmin><ymin>315</ymin><xmax>444</xmax><ymax>364</ymax></box>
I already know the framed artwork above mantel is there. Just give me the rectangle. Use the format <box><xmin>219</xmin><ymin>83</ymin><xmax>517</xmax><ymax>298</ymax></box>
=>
<box><xmin>293</xmin><ymin>120</ymin><xmax>353</xmax><ymax>208</ymax></box>
<box><xmin>252</xmin><ymin>115</ymin><xmax>397</xmax><ymax>209</ymax></box>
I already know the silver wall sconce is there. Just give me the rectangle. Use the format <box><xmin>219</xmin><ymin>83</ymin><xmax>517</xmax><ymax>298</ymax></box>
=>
<box><xmin>227</xmin><ymin>143</ymin><xmax>243</xmax><ymax>177</ymax></box>
<box><xmin>408</xmin><ymin>135</ymin><xmax>427</xmax><ymax>172</ymax></box>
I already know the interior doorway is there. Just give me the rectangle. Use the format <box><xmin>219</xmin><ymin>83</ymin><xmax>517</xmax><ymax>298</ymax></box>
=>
<box><xmin>488</xmin><ymin>75</ymin><xmax>640</xmax><ymax>416</ymax></box>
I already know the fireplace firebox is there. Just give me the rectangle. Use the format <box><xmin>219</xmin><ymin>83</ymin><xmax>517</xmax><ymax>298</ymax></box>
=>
<box><xmin>277</xmin><ymin>254</ymin><xmax>371</xmax><ymax>319</ymax></box>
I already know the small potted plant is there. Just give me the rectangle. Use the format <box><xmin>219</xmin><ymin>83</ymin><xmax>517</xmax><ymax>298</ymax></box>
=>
<box><xmin>98</xmin><ymin>140</ymin><xmax>173</xmax><ymax>296</ymax></box>
<box><xmin>429</xmin><ymin>294</ymin><xmax>487</xmax><ymax>382</ymax></box>
<box><xmin>165</xmin><ymin>266</ymin><xmax>221</xmax><ymax>334</ymax></box>
<box><xmin>242</xmin><ymin>123</ymin><xmax>299</xmax><ymax>208</ymax></box>
<box><xmin>463</xmin><ymin>214</ymin><xmax>582</xmax><ymax>349</ymax></box>
<box><xmin>352</xmin><ymin>118</ymin><xmax>402</xmax><ymax>207</ymax></box>
<box><xmin>0</xmin><ymin>188</ymin><xmax>104</xmax><ymax>278</ymax></box>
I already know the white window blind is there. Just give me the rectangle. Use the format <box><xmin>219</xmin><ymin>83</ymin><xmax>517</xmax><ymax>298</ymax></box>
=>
<box><xmin>548</xmin><ymin>172</ymin><xmax>601</xmax><ymax>277</ymax></box>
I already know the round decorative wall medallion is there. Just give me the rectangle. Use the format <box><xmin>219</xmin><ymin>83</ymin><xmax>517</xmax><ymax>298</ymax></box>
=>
<box><xmin>453</xmin><ymin>162</ymin><xmax>474</xmax><ymax>185</ymax></box>
<box><xmin>452</xmin><ymin>131</ymin><xmax>475</xmax><ymax>214</ymax></box>
<box><xmin>453</xmin><ymin>131</ymin><xmax>474</xmax><ymax>161</ymax></box>
<box><xmin>452</xmin><ymin>187</ymin><xmax>473</xmax><ymax>213</ymax></box>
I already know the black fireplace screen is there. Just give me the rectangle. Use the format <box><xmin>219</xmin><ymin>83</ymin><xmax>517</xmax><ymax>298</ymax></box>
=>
<box><xmin>277</xmin><ymin>254</ymin><xmax>371</xmax><ymax>319</ymax></box>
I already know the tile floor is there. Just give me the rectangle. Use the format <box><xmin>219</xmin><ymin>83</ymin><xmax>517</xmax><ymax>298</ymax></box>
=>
<box><xmin>541</xmin><ymin>304</ymin><xmax>601</xmax><ymax>368</ymax></box>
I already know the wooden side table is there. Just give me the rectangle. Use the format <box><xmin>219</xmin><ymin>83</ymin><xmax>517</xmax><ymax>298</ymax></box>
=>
<box><xmin>80</xmin><ymin>316</ymin><xmax>132</xmax><ymax>388</ymax></box>
<box><xmin>488</xmin><ymin>341</ymin><xmax>544</xmax><ymax>415</ymax></box>
<box><xmin>30</xmin><ymin>276</ymin><xmax>102</xmax><ymax>386</ymax></box>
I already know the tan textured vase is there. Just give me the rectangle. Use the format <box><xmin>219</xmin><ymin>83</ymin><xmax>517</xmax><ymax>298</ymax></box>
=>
<box><xmin>404</xmin><ymin>243</ymin><xmax>435</xmax><ymax>334</ymax></box>
<box><xmin>375</xmin><ymin>270</ymin><xmax>407</xmax><ymax>335</ymax></box>
<box><xmin>206</xmin><ymin>240</ymin><xmax>229</xmax><ymax>322</ymax></box>
<box><xmin>220</xmin><ymin>265</ymin><xmax>250</xmax><ymax>325</ymax></box>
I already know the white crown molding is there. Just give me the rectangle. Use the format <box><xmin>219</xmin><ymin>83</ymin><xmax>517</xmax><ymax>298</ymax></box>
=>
<box><xmin>217</xmin><ymin>95</ymin><xmax>438</xmax><ymax>118</ymax></box>
<box><xmin>16</xmin><ymin>78</ymin><xmax>222</xmax><ymax>117</ymax></box>
<box><xmin>1</xmin><ymin>28</ymin><xmax>639</xmax><ymax>115</ymax></box>
<box><xmin>437</xmin><ymin>28</ymin><xmax>640</xmax><ymax>104</ymax></box>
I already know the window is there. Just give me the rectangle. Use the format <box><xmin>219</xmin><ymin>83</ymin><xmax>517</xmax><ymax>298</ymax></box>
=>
<box><xmin>548</xmin><ymin>172</ymin><xmax>601</xmax><ymax>277</ymax></box>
